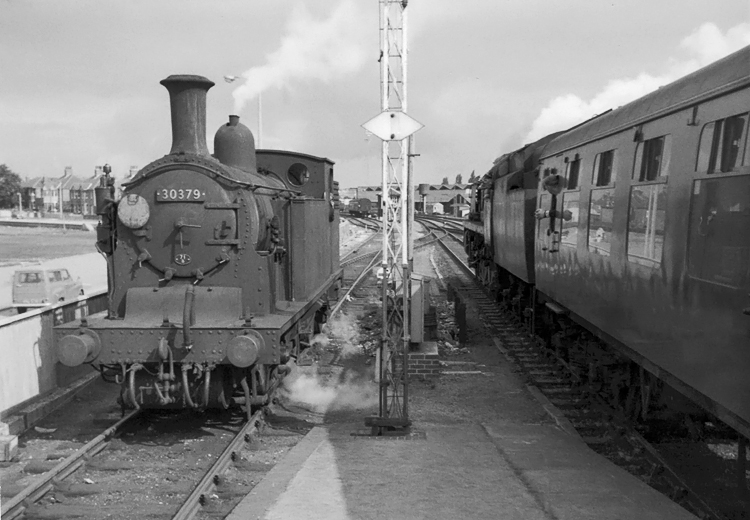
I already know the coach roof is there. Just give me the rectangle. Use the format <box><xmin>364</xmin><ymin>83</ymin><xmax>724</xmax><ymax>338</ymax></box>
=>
<box><xmin>542</xmin><ymin>44</ymin><xmax>750</xmax><ymax>159</ymax></box>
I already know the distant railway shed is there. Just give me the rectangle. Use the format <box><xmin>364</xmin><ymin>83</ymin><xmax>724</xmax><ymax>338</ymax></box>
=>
<box><xmin>340</xmin><ymin>183</ymin><xmax>471</xmax><ymax>217</ymax></box>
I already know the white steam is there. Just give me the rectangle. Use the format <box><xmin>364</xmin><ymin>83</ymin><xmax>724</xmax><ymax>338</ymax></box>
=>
<box><xmin>231</xmin><ymin>1</ymin><xmax>367</xmax><ymax>114</ymax></box>
<box><xmin>326</xmin><ymin>313</ymin><xmax>364</xmax><ymax>360</ymax></box>
<box><xmin>524</xmin><ymin>22</ymin><xmax>750</xmax><ymax>142</ymax></box>
<box><xmin>282</xmin><ymin>369</ymin><xmax>377</xmax><ymax>414</ymax></box>
<box><xmin>279</xmin><ymin>310</ymin><xmax>377</xmax><ymax>414</ymax></box>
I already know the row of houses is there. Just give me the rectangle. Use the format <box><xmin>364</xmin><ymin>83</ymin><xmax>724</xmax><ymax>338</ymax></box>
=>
<box><xmin>20</xmin><ymin>166</ymin><xmax>139</xmax><ymax>216</ymax></box>
<box><xmin>340</xmin><ymin>183</ymin><xmax>472</xmax><ymax>217</ymax></box>
<box><xmin>19</xmin><ymin>170</ymin><xmax>472</xmax><ymax>217</ymax></box>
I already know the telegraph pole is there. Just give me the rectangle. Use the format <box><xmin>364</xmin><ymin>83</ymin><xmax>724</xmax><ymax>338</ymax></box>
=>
<box><xmin>363</xmin><ymin>0</ymin><xmax>423</xmax><ymax>434</ymax></box>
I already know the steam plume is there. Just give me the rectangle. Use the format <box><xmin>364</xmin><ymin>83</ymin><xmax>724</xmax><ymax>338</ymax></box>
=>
<box><xmin>231</xmin><ymin>1</ymin><xmax>367</xmax><ymax>114</ymax></box>
<box><xmin>282</xmin><ymin>368</ymin><xmax>377</xmax><ymax>414</ymax></box>
<box><xmin>524</xmin><ymin>22</ymin><xmax>750</xmax><ymax>143</ymax></box>
<box><xmin>327</xmin><ymin>313</ymin><xmax>363</xmax><ymax>360</ymax></box>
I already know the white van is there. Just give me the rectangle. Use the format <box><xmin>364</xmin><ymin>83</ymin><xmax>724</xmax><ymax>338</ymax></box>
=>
<box><xmin>12</xmin><ymin>268</ymin><xmax>84</xmax><ymax>313</ymax></box>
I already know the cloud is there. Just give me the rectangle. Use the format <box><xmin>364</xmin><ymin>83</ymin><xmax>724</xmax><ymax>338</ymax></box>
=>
<box><xmin>679</xmin><ymin>21</ymin><xmax>750</xmax><ymax>65</ymax></box>
<box><xmin>231</xmin><ymin>0</ymin><xmax>368</xmax><ymax>114</ymax></box>
<box><xmin>523</xmin><ymin>22</ymin><xmax>750</xmax><ymax>143</ymax></box>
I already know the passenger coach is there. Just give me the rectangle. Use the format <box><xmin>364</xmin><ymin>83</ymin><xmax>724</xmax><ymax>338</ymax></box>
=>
<box><xmin>466</xmin><ymin>45</ymin><xmax>750</xmax><ymax>438</ymax></box>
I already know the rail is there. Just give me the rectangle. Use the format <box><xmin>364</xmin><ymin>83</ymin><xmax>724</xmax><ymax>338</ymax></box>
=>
<box><xmin>172</xmin><ymin>370</ymin><xmax>285</xmax><ymax>520</ymax></box>
<box><xmin>1</xmin><ymin>409</ymin><xmax>141</xmax><ymax>520</ymax></box>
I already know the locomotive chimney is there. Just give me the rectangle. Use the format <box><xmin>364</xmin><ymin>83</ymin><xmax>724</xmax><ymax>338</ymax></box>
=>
<box><xmin>160</xmin><ymin>74</ymin><xmax>215</xmax><ymax>156</ymax></box>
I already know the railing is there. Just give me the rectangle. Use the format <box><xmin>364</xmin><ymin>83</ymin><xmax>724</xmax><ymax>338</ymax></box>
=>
<box><xmin>0</xmin><ymin>289</ymin><xmax>107</xmax><ymax>419</ymax></box>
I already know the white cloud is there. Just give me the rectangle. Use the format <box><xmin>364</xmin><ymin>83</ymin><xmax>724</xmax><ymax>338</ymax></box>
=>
<box><xmin>679</xmin><ymin>21</ymin><xmax>750</xmax><ymax>65</ymax></box>
<box><xmin>524</xmin><ymin>22</ymin><xmax>750</xmax><ymax>143</ymax></box>
<box><xmin>231</xmin><ymin>0</ymin><xmax>368</xmax><ymax>114</ymax></box>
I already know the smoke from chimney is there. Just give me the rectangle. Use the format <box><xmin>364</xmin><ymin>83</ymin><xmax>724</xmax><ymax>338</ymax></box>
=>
<box><xmin>231</xmin><ymin>1</ymin><xmax>367</xmax><ymax>114</ymax></box>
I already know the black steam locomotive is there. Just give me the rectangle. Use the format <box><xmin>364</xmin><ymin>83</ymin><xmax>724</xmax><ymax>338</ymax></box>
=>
<box><xmin>465</xmin><ymin>46</ymin><xmax>750</xmax><ymax>439</ymax></box>
<box><xmin>55</xmin><ymin>75</ymin><xmax>341</xmax><ymax>415</ymax></box>
<box><xmin>347</xmin><ymin>198</ymin><xmax>374</xmax><ymax>217</ymax></box>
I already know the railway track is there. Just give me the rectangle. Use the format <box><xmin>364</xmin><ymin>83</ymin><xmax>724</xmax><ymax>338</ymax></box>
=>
<box><xmin>1</xmin><ymin>410</ymin><xmax>141</xmax><ymax>520</ymax></box>
<box><xmin>170</xmin><ymin>396</ymin><xmax>273</xmax><ymax>519</ymax></box>
<box><xmin>2</xmin><ymin>230</ymin><xmax>380</xmax><ymax>520</ymax></box>
<box><xmin>424</xmin><ymin>224</ymin><xmax>726</xmax><ymax>520</ymax></box>
<box><xmin>2</xmin><ymin>371</ymin><xmax>291</xmax><ymax>520</ymax></box>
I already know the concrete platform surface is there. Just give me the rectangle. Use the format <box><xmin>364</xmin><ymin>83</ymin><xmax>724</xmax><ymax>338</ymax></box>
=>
<box><xmin>227</xmin><ymin>421</ymin><xmax>698</xmax><ymax>520</ymax></box>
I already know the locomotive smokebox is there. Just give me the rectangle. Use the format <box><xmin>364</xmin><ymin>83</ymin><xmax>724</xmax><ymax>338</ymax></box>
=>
<box><xmin>160</xmin><ymin>74</ymin><xmax>215</xmax><ymax>156</ymax></box>
<box><xmin>214</xmin><ymin>115</ymin><xmax>257</xmax><ymax>172</ymax></box>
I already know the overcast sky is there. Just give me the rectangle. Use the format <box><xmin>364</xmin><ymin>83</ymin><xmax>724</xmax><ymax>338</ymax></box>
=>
<box><xmin>1</xmin><ymin>0</ymin><xmax>749</xmax><ymax>188</ymax></box>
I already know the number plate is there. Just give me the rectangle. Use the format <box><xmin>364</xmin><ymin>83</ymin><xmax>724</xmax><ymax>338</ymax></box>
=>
<box><xmin>155</xmin><ymin>188</ymin><xmax>206</xmax><ymax>202</ymax></box>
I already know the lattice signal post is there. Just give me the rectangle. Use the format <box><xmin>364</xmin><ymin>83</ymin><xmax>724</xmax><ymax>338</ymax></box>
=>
<box><xmin>362</xmin><ymin>0</ymin><xmax>423</xmax><ymax>434</ymax></box>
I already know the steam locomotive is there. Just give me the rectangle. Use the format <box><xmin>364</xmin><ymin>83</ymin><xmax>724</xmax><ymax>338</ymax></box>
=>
<box><xmin>347</xmin><ymin>198</ymin><xmax>374</xmax><ymax>217</ymax></box>
<box><xmin>465</xmin><ymin>45</ymin><xmax>750</xmax><ymax>439</ymax></box>
<box><xmin>55</xmin><ymin>75</ymin><xmax>341</xmax><ymax>416</ymax></box>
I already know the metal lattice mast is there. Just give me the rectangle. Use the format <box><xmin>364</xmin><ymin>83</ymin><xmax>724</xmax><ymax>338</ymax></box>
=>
<box><xmin>362</xmin><ymin>0</ymin><xmax>421</xmax><ymax>432</ymax></box>
<box><xmin>379</xmin><ymin>0</ymin><xmax>409</xmax><ymax>428</ymax></box>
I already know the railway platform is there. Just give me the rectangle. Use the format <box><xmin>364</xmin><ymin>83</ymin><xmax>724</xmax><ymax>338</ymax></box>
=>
<box><xmin>228</xmin><ymin>405</ymin><xmax>697</xmax><ymax>519</ymax></box>
<box><xmin>225</xmin><ymin>246</ymin><xmax>699</xmax><ymax>519</ymax></box>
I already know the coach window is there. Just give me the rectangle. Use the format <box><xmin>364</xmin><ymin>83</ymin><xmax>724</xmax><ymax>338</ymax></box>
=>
<box><xmin>688</xmin><ymin>175</ymin><xmax>750</xmax><ymax>288</ymax></box>
<box><xmin>628</xmin><ymin>136</ymin><xmax>671</xmax><ymax>266</ymax></box>
<box><xmin>537</xmin><ymin>193</ymin><xmax>551</xmax><ymax>241</ymax></box>
<box><xmin>559</xmin><ymin>155</ymin><xmax>581</xmax><ymax>248</ymax></box>
<box><xmin>696</xmin><ymin>113</ymin><xmax>749</xmax><ymax>173</ymax></box>
<box><xmin>588</xmin><ymin>150</ymin><xmax>616</xmax><ymax>256</ymax></box>
<box><xmin>566</xmin><ymin>155</ymin><xmax>581</xmax><ymax>189</ymax></box>
<box><xmin>592</xmin><ymin>150</ymin><xmax>615</xmax><ymax>186</ymax></box>
<box><xmin>588</xmin><ymin>189</ymin><xmax>615</xmax><ymax>256</ymax></box>
<box><xmin>633</xmin><ymin>135</ymin><xmax>672</xmax><ymax>181</ymax></box>
<box><xmin>560</xmin><ymin>191</ymin><xmax>579</xmax><ymax>248</ymax></box>
<box><xmin>627</xmin><ymin>184</ymin><xmax>667</xmax><ymax>267</ymax></box>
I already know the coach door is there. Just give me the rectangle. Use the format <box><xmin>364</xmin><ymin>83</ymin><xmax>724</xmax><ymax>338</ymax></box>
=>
<box><xmin>688</xmin><ymin>175</ymin><xmax>750</xmax><ymax>290</ymax></box>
